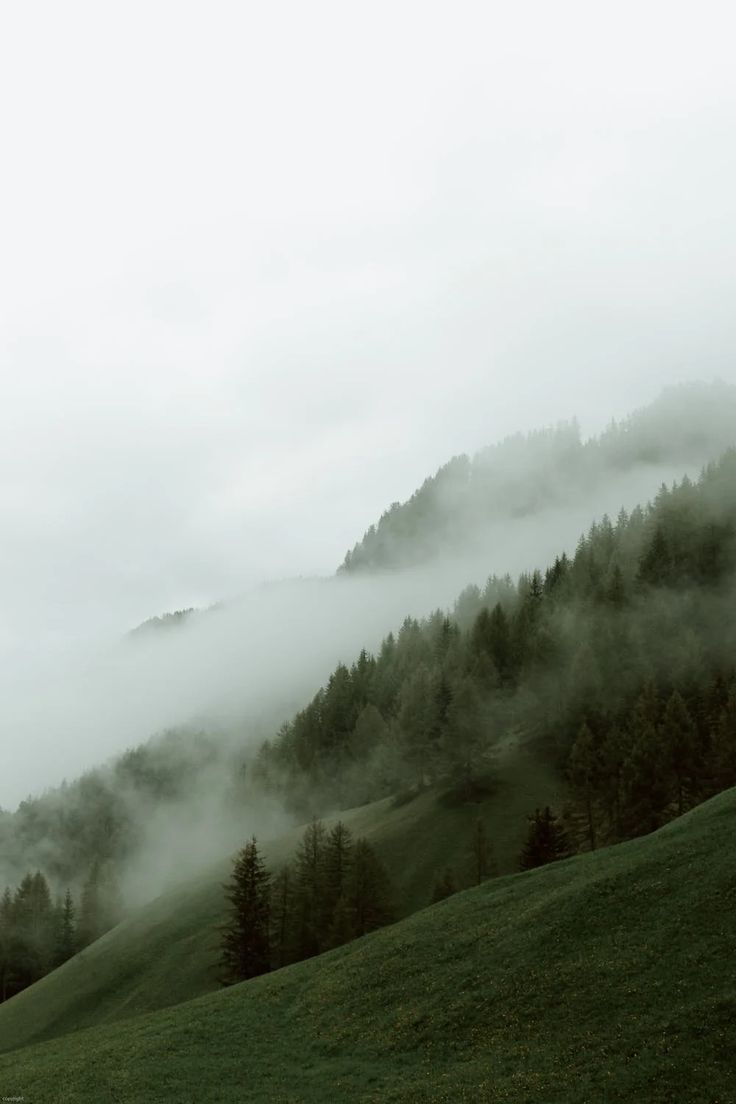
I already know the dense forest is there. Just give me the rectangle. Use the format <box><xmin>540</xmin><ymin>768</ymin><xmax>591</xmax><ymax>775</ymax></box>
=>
<box><xmin>261</xmin><ymin>450</ymin><xmax>736</xmax><ymax>845</ymax></box>
<box><xmin>340</xmin><ymin>382</ymin><xmax>736</xmax><ymax>572</ymax></box>
<box><xmin>2</xmin><ymin>436</ymin><xmax>736</xmax><ymax>1004</ymax></box>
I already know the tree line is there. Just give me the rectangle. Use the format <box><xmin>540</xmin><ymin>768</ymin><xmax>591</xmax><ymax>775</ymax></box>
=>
<box><xmin>256</xmin><ymin>451</ymin><xmax>736</xmax><ymax>846</ymax></box>
<box><xmin>219</xmin><ymin>820</ymin><xmax>394</xmax><ymax>985</ymax></box>
<box><xmin>0</xmin><ymin>861</ymin><xmax>123</xmax><ymax>1002</ymax></box>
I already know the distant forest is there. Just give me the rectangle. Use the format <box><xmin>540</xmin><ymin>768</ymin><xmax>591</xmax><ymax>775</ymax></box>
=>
<box><xmin>3</xmin><ymin>391</ymin><xmax>736</xmax><ymax>1005</ymax></box>
<box><xmin>340</xmin><ymin>382</ymin><xmax>736</xmax><ymax>572</ymax></box>
<box><xmin>260</xmin><ymin>449</ymin><xmax>736</xmax><ymax>842</ymax></box>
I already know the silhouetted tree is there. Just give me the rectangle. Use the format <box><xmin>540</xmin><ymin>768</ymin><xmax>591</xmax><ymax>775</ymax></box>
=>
<box><xmin>520</xmin><ymin>807</ymin><xmax>571</xmax><ymax>870</ymax></box>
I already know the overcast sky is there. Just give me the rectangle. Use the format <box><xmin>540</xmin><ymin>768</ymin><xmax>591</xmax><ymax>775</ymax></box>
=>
<box><xmin>2</xmin><ymin>2</ymin><xmax>736</xmax><ymax>651</ymax></box>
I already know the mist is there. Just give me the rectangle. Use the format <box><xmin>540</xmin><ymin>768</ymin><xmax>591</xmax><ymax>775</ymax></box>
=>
<box><xmin>0</xmin><ymin>449</ymin><xmax>710</xmax><ymax>813</ymax></box>
<box><xmin>4</xmin><ymin>2</ymin><xmax>736</xmax><ymax>906</ymax></box>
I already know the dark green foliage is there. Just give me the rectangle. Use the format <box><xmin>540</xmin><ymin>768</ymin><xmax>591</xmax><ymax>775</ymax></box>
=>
<box><xmin>0</xmin><ymin>871</ymin><xmax>65</xmax><ymax>1001</ymax></box>
<box><xmin>242</xmin><ymin>821</ymin><xmax>394</xmax><ymax>977</ymax></box>
<box><xmin>347</xmin><ymin>839</ymin><xmax>394</xmax><ymax>937</ymax></box>
<box><xmin>519</xmin><ymin>807</ymin><xmax>571</xmax><ymax>870</ymax></box>
<box><xmin>469</xmin><ymin>819</ymin><xmax>494</xmax><ymax>886</ymax></box>
<box><xmin>260</xmin><ymin>449</ymin><xmax>736</xmax><ymax>862</ymax></box>
<box><xmin>53</xmin><ymin>889</ymin><xmax>77</xmax><ymax>968</ymax></box>
<box><xmin>431</xmin><ymin>868</ymin><xmax>457</xmax><ymax>903</ymax></box>
<box><xmin>293</xmin><ymin>817</ymin><xmax>327</xmax><ymax>960</ymax></box>
<box><xmin>5</xmin><ymin>786</ymin><xmax>736</xmax><ymax>1102</ymax></box>
<box><xmin>220</xmin><ymin>838</ymin><xmax>271</xmax><ymax>986</ymax></box>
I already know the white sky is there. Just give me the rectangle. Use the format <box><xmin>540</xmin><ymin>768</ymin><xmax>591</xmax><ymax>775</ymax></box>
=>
<box><xmin>2</xmin><ymin>1</ymin><xmax>736</xmax><ymax>803</ymax></box>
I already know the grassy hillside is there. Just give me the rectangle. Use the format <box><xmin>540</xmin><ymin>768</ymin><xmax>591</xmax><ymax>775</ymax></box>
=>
<box><xmin>0</xmin><ymin>733</ymin><xmax>561</xmax><ymax>1056</ymax></box>
<box><xmin>0</xmin><ymin>786</ymin><xmax>733</xmax><ymax>1103</ymax></box>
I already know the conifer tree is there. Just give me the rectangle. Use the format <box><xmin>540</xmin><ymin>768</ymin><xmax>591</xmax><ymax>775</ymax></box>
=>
<box><xmin>269</xmin><ymin>864</ymin><xmax>295</xmax><ymax>970</ymax></box>
<box><xmin>0</xmin><ymin>887</ymin><xmax>12</xmax><ymax>1002</ymax></box>
<box><xmin>347</xmin><ymin>838</ymin><xmax>394</xmax><ymax>937</ymax></box>
<box><xmin>662</xmin><ymin>690</ymin><xmax>700</xmax><ymax>815</ymax></box>
<box><xmin>293</xmin><ymin>817</ymin><xmax>327</xmax><ymax>958</ymax></box>
<box><xmin>323</xmin><ymin>821</ymin><xmax>353</xmax><ymax>922</ymax></box>
<box><xmin>712</xmin><ymin>687</ymin><xmax>736</xmax><ymax>788</ymax></box>
<box><xmin>53</xmin><ymin>889</ymin><xmax>77</xmax><ymax>967</ymax></box>
<box><xmin>220</xmin><ymin>837</ymin><xmax>271</xmax><ymax>985</ymax></box>
<box><xmin>569</xmin><ymin>722</ymin><xmax>599</xmax><ymax>849</ymax></box>
<box><xmin>519</xmin><ymin>807</ymin><xmax>571</xmax><ymax>870</ymax></box>
<box><xmin>469</xmin><ymin>819</ymin><xmax>494</xmax><ymax>885</ymax></box>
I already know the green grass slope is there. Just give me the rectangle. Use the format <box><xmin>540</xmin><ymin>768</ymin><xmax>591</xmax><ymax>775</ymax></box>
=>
<box><xmin>1</xmin><ymin>787</ymin><xmax>734</xmax><ymax>1103</ymax></box>
<box><xmin>0</xmin><ymin>734</ymin><xmax>561</xmax><ymax>1056</ymax></box>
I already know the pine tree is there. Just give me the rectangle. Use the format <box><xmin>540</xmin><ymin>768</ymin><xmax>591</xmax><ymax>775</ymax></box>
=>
<box><xmin>469</xmin><ymin>819</ymin><xmax>494</xmax><ymax>885</ymax></box>
<box><xmin>293</xmin><ymin>817</ymin><xmax>327</xmax><ymax>958</ymax></box>
<box><xmin>0</xmin><ymin>887</ymin><xmax>13</xmax><ymax>1002</ymax></box>
<box><xmin>323</xmin><ymin>822</ymin><xmax>353</xmax><ymax>923</ymax></box>
<box><xmin>712</xmin><ymin>687</ymin><xmax>736</xmax><ymax>788</ymax></box>
<box><xmin>53</xmin><ymin>889</ymin><xmax>77</xmax><ymax>967</ymax></box>
<box><xmin>661</xmin><ymin>691</ymin><xmax>700</xmax><ymax>815</ymax></box>
<box><xmin>347</xmin><ymin>838</ymin><xmax>394</xmax><ymax>937</ymax></box>
<box><xmin>519</xmin><ymin>807</ymin><xmax>571</xmax><ymax>870</ymax></box>
<box><xmin>269</xmin><ymin>864</ymin><xmax>295</xmax><ymax>970</ymax></box>
<box><xmin>569</xmin><ymin>722</ymin><xmax>599</xmax><ymax>850</ymax></box>
<box><xmin>220</xmin><ymin>837</ymin><xmax>271</xmax><ymax>985</ymax></box>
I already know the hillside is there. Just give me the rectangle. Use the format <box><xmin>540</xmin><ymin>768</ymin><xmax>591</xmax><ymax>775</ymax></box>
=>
<box><xmin>0</xmin><ymin>731</ymin><xmax>561</xmax><ymax>1056</ymax></box>
<box><xmin>1</xmin><ymin>785</ymin><xmax>734</xmax><ymax>1102</ymax></box>
<box><xmin>340</xmin><ymin>381</ymin><xmax>736</xmax><ymax>573</ymax></box>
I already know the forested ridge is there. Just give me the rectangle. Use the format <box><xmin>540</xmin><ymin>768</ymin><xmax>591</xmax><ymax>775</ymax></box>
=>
<box><xmin>260</xmin><ymin>449</ymin><xmax>736</xmax><ymax>845</ymax></box>
<box><xmin>3</xmin><ymin>439</ymin><xmax>736</xmax><ymax>1006</ymax></box>
<box><xmin>340</xmin><ymin>381</ymin><xmax>736</xmax><ymax>572</ymax></box>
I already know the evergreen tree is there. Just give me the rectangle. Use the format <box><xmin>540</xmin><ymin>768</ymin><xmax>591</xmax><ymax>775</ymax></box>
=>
<box><xmin>0</xmin><ymin>887</ymin><xmax>13</xmax><ymax>1002</ymax></box>
<box><xmin>323</xmin><ymin>821</ymin><xmax>353</xmax><ymax>922</ymax></box>
<box><xmin>220</xmin><ymin>837</ymin><xmax>271</xmax><ymax>985</ymax></box>
<box><xmin>569</xmin><ymin>722</ymin><xmax>599</xmax><ymax>850</ymax></box>
<box><xmin>53</xmin><ymin>889</ymin><xmax>77</xmax><ymax>967</ymax></box>
<box><xmin>712</xmin><ymin>687</ymin><xmax>736</xmax><ymax>788</ymax></box>
<box><xmin>347</xmin><ymin>838</ymin><xmax>394</xmax><ymax>937</ymax></box>
<box><xmin>519</xmin><ymin>807</ymin><xmax>571</xmax><ymax>870</ymax></box>
<box><xmin>661</xmin><ymin>690</ymin><xmax>700</xmax><ymax>815</ymax></box>
<box><xmin>293</xmin><ymin>817</ymin><xmax>327</xmax><ymax>958</ymax></box>
<box><xmin>469</xmin><ymin>818</ymin><xmax>494</xmax><ymax>886</ymax></box>
<box><xmin>269</xmin><ymin>864</ymin><xmax>295</xmax><ymax>970</ymax></box>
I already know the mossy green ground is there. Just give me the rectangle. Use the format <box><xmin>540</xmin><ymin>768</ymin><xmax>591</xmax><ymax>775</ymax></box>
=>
<box><xmin>0</xmin><ymin>734</ymin><xmax>560</xmax><ymax>1055</ymax></box>
<box><xmin>0</xmin><ymin>786</ymin><xmax>734</xmax><ymax>1103</ymax></box>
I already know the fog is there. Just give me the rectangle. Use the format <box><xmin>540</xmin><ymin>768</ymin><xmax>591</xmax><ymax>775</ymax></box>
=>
<box><xmin>0</xmin><ymin>452</ymin><xmax>708</xmax><ymax>813</ymax></box>
<box><xmin>4</xmin><ymin>2</ymin><xmax>736</xmax><ymax>813</ymax></box>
